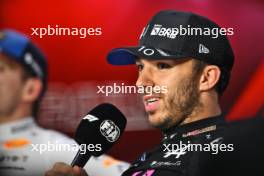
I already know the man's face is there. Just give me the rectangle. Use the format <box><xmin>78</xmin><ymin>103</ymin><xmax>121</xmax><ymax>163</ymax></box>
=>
<box><xmin>136</xmin><ymin>58</ymin><xmax>202</xmax><ymax>129</ymax></box>
<box><xmin>0</xmin><ymin>54</ymin><xmax>25</xmax><ymax>117</ymax></box>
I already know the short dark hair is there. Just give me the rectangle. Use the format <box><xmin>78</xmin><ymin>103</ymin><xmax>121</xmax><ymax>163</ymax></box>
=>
<box><xmin>192</xmin><ymin>59</ymin><xmax>231</xmax><ymax>96</ymax></box>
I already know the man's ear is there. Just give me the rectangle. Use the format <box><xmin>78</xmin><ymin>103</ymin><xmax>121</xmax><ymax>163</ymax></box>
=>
<box><xmin>21</xmin><ymin>78</ymin><xmax>43</xmax><ymax>103</ymax></box>
<box><xmin>199</xmin><ymin>65</ymin><xmax>221</xmax><ymax>92</ymax></box>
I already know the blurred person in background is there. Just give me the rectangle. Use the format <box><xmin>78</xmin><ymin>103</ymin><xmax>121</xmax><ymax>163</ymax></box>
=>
<box><xmin>0</xmin><ymin>29</ymin><xmax>129</xmax><ymax>176</ymax></box>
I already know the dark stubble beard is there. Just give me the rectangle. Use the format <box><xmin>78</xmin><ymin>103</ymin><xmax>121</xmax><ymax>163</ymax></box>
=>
<box><xmin>155</xmin><ymin>74</ymin><xmax>202</xmax><ymax>130</ymax></box>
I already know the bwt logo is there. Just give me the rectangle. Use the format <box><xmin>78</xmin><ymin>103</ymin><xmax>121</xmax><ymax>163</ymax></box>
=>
<box><xmin>100</xmin><ymin>120</ymin><xmax>120</xmax><ymax>142</ymax></box>
<box><xmin>150</xmin><ymin>24</ymin><xmax>178</xmax><ymax>39</ymax></box>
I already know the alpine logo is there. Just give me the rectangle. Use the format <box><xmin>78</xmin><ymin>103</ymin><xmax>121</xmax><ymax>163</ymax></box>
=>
<box><xmin>163</xmin><ymin>145</ymin><xmax>188</xmax><ymax>159</ymax></box>
<box><xmin>199</xmin><ymin>44</ymin><xmax>210</xmax><ymax>54</ymax></box>
<box><xmin>150</xmin><ymin>24</ymin><xmax>178</xmax><ymax>39</ymax></box>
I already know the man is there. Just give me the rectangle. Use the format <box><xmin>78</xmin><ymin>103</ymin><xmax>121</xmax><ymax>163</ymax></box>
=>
<box><xmin>45</xmin><ymin>10</ymin><xmax>234</xmax><ymax>176</ymax></box>
<box><xmin>0</xmin><ymin>30</ymin><xmax>129</xmax><ymax>176</ymax></box>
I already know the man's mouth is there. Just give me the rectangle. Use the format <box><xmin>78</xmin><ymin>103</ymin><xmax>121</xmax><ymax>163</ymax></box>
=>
<box><xmin>144</xmin><ymin>95</ymin><xmax>161</xmax><ymax>112</ymax></box>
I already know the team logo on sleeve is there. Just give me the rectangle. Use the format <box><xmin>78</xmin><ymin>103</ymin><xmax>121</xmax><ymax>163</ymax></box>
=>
<box><xmin>3</xmin><ymin>138</ymin><xmax>31</xmax><ymax>149</ymax></box>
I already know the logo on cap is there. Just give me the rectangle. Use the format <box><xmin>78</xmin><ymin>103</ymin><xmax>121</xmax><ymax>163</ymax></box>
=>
<box><xmin>138</xmin><ymin>46</ymin><xmax>155</xmax><ymax>56</ymax></box>
<box><xmin>199</xmin><ymin>44</ymin><xmax>210</xmax><ymax>54</ymax></box>
<box><xmin>24</xmin><ymin>53</ymin><xmax>43</xmax><ymax>78</ymax></box>
<box><xmin>140</xmin><ymin>25</ymin><xmax>149</xmax><ymax>39</ymax></box>
<box><xmin>150</xmin><ymin>24</ymin><xmax>178</xmax><ymax>39</ymax></box>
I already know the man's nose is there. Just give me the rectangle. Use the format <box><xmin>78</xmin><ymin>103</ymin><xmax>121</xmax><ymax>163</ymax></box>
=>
<box><xmin>136</xmin><ymin>68</ymin><xmax>154</xmax><ymax>88</ymax></box>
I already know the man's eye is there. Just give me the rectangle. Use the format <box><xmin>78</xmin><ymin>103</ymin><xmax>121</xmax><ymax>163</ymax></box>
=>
<box><xmin>136</xmin><ymin>64</ymin><xmax>143</xmax><ymax>71</ymax></box>
<box><xmin>157</xmin><ymin>63</ymin><xmax>171</xmax><ymax>69</ymax></box>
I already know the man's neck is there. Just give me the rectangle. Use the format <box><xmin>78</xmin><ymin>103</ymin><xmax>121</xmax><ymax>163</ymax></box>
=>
<box><xmin>0</xmin><ymin>107</ymin><xmax>32</xmax><ymax>124</ymax></box>
<box><xmin>181</xmin><ymin>93</ymin><xmax>222</xmax><ymax>125</ymax></box>
<box><xmin>0</xmin><ymin>116</ymin><xmax>25</xmax><ymax>124</ymax></box>
<box><xmin>181</xmin><ymin>108</ymin><xmax>221</xmax><ymax>125</ymax></box>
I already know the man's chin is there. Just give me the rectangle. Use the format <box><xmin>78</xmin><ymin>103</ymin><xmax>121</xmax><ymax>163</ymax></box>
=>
<box><xmin>148</xmin><ymin>114</ymin><xmax>173</xmax><ymax>130</ymax></box>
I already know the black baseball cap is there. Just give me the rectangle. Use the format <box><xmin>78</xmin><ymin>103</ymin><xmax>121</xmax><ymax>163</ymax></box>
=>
<box><xmin>107</xmin><ymin>10</ymin><xmax>234</xmax><ymax>71</ymax></box>
<box><xmin>0</xmin><ymin>29</ymin><xmax>48</xmax><ymax>95</ymax></box>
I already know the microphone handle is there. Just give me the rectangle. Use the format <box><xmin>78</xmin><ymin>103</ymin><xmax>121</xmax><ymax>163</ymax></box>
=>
<box><xmin>71</xmin><ymin>145</ymin><xmax>91</xmax><ymax>168</ymax></box>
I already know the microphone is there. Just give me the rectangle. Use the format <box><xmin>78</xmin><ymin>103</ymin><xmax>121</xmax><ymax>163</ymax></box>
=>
<box><xmin>71</xmin><ymin>103</ymin><xmax>127</xmax><ymax>167</ymax></box>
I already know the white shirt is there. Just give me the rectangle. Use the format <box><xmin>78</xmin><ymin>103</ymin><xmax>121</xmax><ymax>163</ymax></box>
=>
<box><xmin>0</xmin><ymin>117</ymin><xmax>129</xmax><ymax>176</ymax></box>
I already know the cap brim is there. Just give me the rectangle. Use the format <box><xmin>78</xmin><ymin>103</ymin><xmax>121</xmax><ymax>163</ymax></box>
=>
<box><xmin>107</xmin><ymin>46</ymin><xmax>187</xmax><ymax>65</ymax></box>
